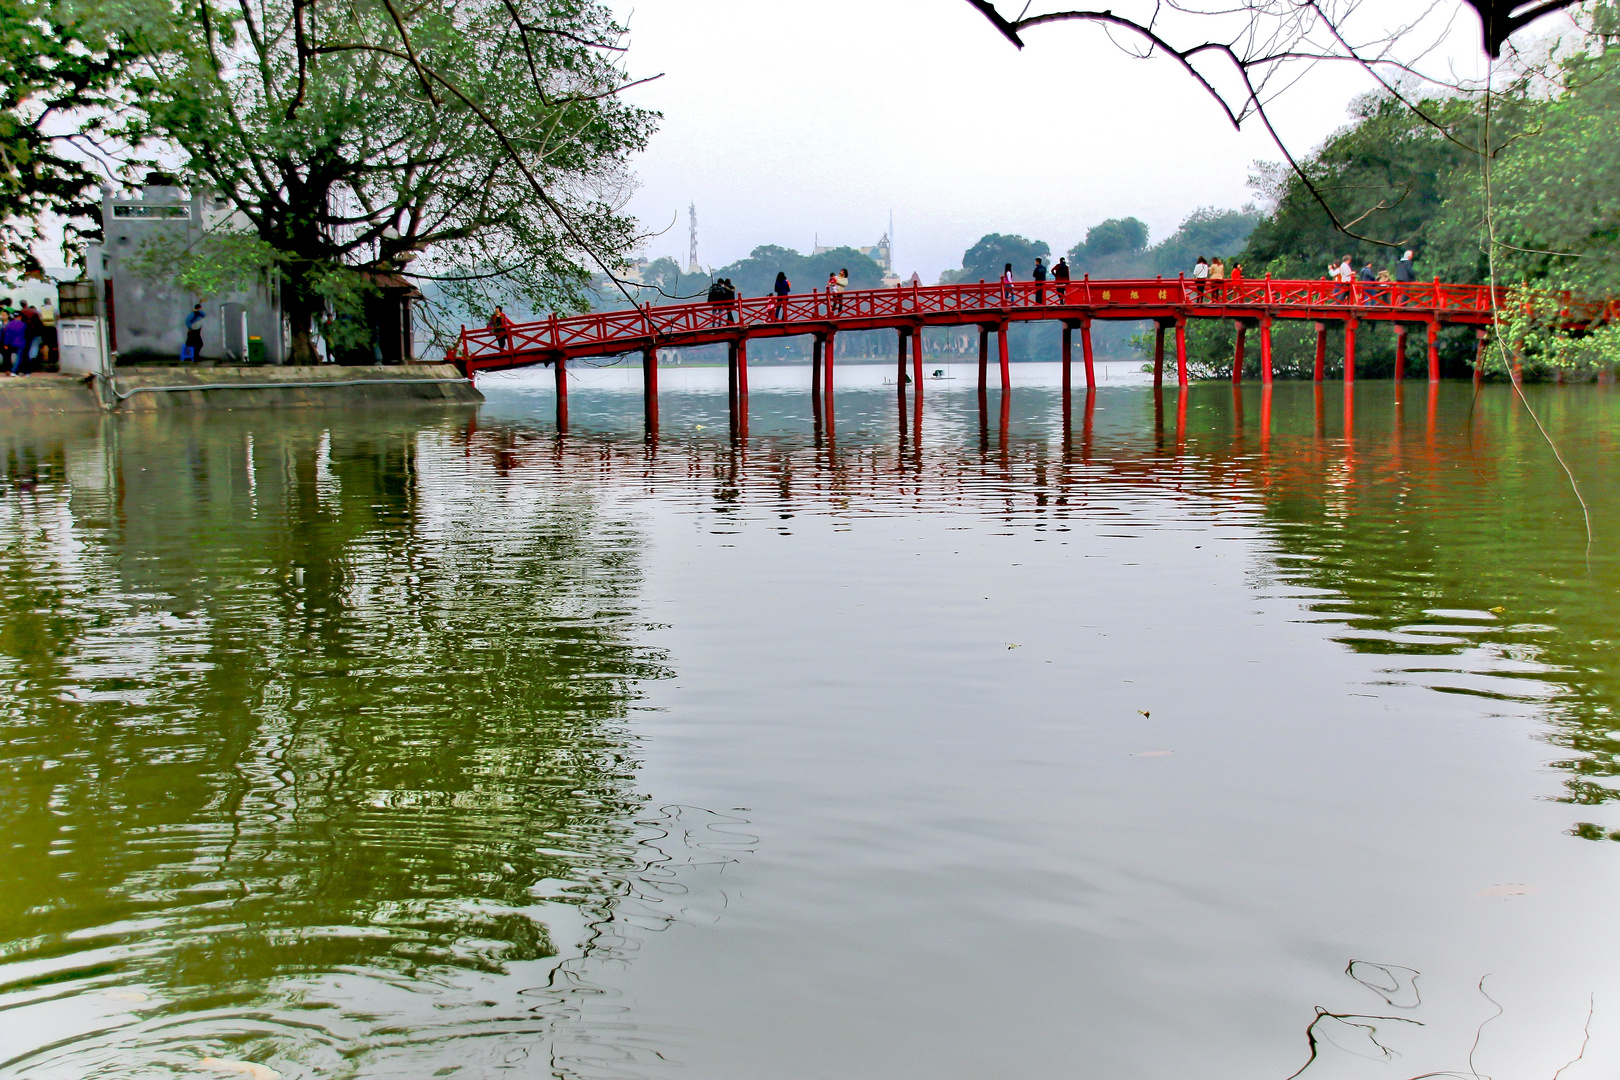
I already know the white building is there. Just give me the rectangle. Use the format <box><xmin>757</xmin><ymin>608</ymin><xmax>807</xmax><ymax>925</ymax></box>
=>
<box><xmin>85</xmin><ymin>177</ymin><xmax>286</xmax><ymax>363</ymax></box>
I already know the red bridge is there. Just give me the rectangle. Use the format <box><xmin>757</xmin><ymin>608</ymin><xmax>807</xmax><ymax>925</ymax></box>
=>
<box><xmin>452</xmin><ymin>276</ymin><xmax>1606</xmax><ymax>430</ymax></box>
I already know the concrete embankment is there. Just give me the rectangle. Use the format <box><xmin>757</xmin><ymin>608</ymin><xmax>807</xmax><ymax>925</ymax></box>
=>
<box><xmin>0</xmin><ymin>364</ymin><xmax>482</xmax><ymax>414</ymax></box>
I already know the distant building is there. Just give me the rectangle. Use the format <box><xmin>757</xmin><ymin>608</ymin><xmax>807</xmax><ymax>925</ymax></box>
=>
<box><xmin>813</xmin><ymin>233</ymin><xmax>893</xmax><ymax>274</ymax></box>
<box><xmin>85</xmin><ymin>178</ymin><xmax>286</xmax><ymax>363</ymax></box>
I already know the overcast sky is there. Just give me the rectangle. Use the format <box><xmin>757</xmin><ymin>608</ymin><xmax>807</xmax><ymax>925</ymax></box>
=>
<box><xmin>612</xmin><ymin>0</ymin><xmax>1496</xmax><ymax>283</ymax></box>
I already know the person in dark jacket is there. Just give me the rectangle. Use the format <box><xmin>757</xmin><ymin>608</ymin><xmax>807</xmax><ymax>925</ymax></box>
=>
<box><xmin>1395</xmin><ymin>250</ymin><xmax>1417</xmax><ymax>283</ymax></box>
<box><xmin>772</xmin><ymin>271</ymin><xmax>790</xmax><ymax>320</ymax></box>
<box><xmin>1357</xmin><ymin>262</ymin><xmax>1376</xmax><ymax>282</ymax></box>
<box><xmin>3</xmin><ymin>311</ymin><xmax>26</xmax><ymax>375</ymax></box>
<box><xmin>1032</xmin><ymin>257</ymin><xmax>1047</xmax><ymax>304</ymax></box>
<box><xmin>21</xmin><ymin>304</ymin><xmax>44</xmax><ymax>369</ymax></box>
<box><xmin>1052</xmin><ymin>256</ymin><xmax>1071</xmax><ymax>303</ymax></box>
<box><xmin>182</xmin><ymin>304</ymin><xmax>205</xmax><ymax>362</ymax></box>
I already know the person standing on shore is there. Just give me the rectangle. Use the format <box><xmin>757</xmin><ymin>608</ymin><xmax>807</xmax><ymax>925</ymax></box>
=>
<box><xmin>182</xmin><ymin>304</ymin><xmax>205</xmax><ymax>362</ymax></box>
<box><xmin>3</xmin><ymin>309</ymin><xmax>26</xmax><ymax>375</ymax></box>
<box><xmin>38</xmin><ymin>299</ymin><xmax>56</xmax><ymax>366</ymax></box>
<box><xmin>21</xmin><ymin>303</ymin><xmax>43</xmax><ymax>371</ymax></box>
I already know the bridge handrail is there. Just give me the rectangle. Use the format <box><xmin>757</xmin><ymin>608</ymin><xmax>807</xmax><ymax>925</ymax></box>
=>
<box><xmin>455</xmin><ymin>277</ymin><xmax>1608</xmax><ymax>366</ymax></box>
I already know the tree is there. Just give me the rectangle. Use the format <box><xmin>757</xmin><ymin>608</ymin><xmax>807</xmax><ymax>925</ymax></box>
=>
<box><xmin>0</xmin><ymin>0</ymin><xmax>145</xmax><ymax>272</ymax></box>
<box><xmin>705</xmin><ymin>244</ymin><xmax>885</xmax><ymax>299</ymax></box>
<box><xmin>115</xmin><ymin>0</ymin><xmax>656</xmax><ymax>362</ymax></box>
<box><xmin>1066</xmin><ymin>217</ymin><xmax>1149</xmax><ymax>276</ymax></box>
<box><xmin>942</xmin><ymin>233</ymin><xmax>1050</xmax><ymax>284</ymax></box>
<box><xmin>964</xmin><ymin>0</ymin><xmax>1589</xmax><ymax>247</ymax></box>
<box><xmin>1148</xmin><ymin>206</ymin><xmax>1262</xmax><ymax>275</ymax></box>
<box><xmin>1241</xmin><ymin>93</ymin><xmax>1487</xmax><ymax>282</ymax></box>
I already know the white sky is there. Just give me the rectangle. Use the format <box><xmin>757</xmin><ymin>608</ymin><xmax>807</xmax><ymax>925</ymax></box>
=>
<box><xmin>613</xmin><ymin>0</ymin><xmax>1496</xmax><ymax>283</ymax></box>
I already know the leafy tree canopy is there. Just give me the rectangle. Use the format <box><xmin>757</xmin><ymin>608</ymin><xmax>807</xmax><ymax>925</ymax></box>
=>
<box><xmin>942</xmin><ymin>233</ymin><xmax>1050</xmax><ymax>284</ymax></box>
<box><xmin>1149</xmin><ymin>206</ymin><xmax>1262</xmax><ymax>276</ymax></box>
<box><xmin>704</xmin><ymin>244</ymin><xmax>885</xmax><ymax>299</ymax></box>
<box><xmin>0</xmin><ymin>0</ymin><xmax>144</xmax><ymax>272</ymax></box>
<box><xmin>89</xmin><ymin>0</ymin><xmax>657</xmax><ymax>361</ymax></box>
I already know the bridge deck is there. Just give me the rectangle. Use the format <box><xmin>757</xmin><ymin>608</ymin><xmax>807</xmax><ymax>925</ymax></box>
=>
<box><xmin>453</xmin><ymin>277</ymin><xmax>1605</xmax><ymax>374</ymax></box>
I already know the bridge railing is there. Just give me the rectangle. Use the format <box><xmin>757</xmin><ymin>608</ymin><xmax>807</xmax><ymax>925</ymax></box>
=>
<box><xmin>453</xmin><ymin>277</ymin><xmax>1609</xmax><ymax>368</ymax></box>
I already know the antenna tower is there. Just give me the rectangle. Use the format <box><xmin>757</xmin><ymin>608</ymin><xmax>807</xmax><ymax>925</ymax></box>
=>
<box><xmin>688</xmin><ymin>203</ymin><xmax>699</xmax><ymax>273</ymax></box>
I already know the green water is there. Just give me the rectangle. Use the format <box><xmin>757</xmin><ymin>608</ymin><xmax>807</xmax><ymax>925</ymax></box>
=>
<box><xmin>2</xmin><ymin>371</ymin><xmax>1618</xmax><ymax>1078</ymax></box>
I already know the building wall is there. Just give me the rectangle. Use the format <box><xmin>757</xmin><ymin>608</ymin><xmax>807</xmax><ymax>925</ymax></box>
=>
<box><xmin>87</xmin><ymin>184</ymin><xmax>286</xmax><ymax>364</ymax></box>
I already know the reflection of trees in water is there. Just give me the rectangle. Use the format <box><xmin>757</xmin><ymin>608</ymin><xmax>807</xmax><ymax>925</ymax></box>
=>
<box><xmin>0</xmin><ymin>412</ymin><xmax>671</xmax><ymax>1007</ymax></box>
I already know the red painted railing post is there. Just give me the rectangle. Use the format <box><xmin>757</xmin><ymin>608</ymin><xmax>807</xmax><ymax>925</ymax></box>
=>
<box><xmin>548</xmin><ymin>312</ymin><xmax>559</xmax><ymax>349</ymax></box>
<box><xmin>1265</xmin><ymin>272</ymin><xmax>1274</xmax><ymax>305</ymax></box>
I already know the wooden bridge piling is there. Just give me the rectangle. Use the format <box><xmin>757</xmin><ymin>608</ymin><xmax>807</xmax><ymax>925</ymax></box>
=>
<box><xmin>997</xmin><ymin>320</ymin><xmax>1011</xmax><ymax>392</ymax></box>
<box><xmin>823</xmin><ymin>330</ymin><xmax>836</xmax><ymax>414</ymax></box>
<box><xmin>1260</xmin><ymin>315</ymin><xmax>1274</xmax><ymax>385</ymax></box>
<box><xmin>1080</xmin><ymin>318</ymin><xmax>1095</xmax><ymax>389</ymax></box>
<box><xmin>1175</xmin><ymin>316</ymin><xmax>1189</xmax><ymax>389</ymax></box>
<box><xmin>977</xmin><ymin>327</ymin><xmax>989</xmax><ymax>395</ymax></box>
<box><xmin>640</xmin><ymin>346</ymin><xmax>656</xmax><ymax>433</ymax></box>
<box><xmin>1061</xmin><ymin>323</ymin><xmax>1072</xmax><ymax>403</ymax></box>
<box><xmin>896</xmin><ymin>329</ymin><xmax>908</xmax><ymax>386</ymax></box>
<box><xmin>555</xmin><ymin>354</ymin><xmax>568</xmax><ymax>432</ymax></box>
<box><xmin>1313</xmin><ymin>322</ymin><xmax>1327</xmax><ymax>382</ymax></box>
<box><xmin>911</xmin><ymin>326</ymin><xmax>924</xmax><ymax>390</ymax></box>
<box><xmin>1395</xmin><ymin>324</ymin><xmax>1408</xmax><ymax>381</ymax></box>
<box><xmin>1153</xmin><ymin>324</ymin><xmax>1166</xmax><ymax>388</ymax></box>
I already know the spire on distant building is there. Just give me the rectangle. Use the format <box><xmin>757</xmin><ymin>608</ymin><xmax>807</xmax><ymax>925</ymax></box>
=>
<box><xmin>688</xmin><ymin>203</ymin><xmax>699</xmax><ymax>273</ymax></box>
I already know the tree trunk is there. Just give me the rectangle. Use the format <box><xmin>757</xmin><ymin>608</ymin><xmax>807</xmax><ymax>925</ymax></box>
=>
<box><xmin>282</xmin><ymin>271</ymin><xmax>321</xmax><ymax>366</ymax></box>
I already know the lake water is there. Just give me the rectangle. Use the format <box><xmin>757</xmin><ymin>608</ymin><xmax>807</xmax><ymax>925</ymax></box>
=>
<box><xmin>2</xmin><ymin>362</ymin><xmax>1618</xmax><ymax>1079</ymax></box>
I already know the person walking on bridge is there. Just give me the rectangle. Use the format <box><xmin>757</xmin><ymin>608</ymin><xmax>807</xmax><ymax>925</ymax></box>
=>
<box><xmin>707</xmin><ymin>280</ymin><xmax>727</xmax><ymax>326</ymax></box>
<box><xmin>1001</xmin><ymin>263</ymin><xmax>1015</xmax><ymax>307</ymax></box>
<box><xmin>1192</xmin><ymin>256</ymin><xmax>1209</xmax><ymax>301</ymax></box>
<box><xmin>772</xmin><ymin>271</ymin><xmax>791</xmax><ymax>321</ymax></box>
<box><xmin>1395</xmin><ymin>250</ymin><xmax>1417</xmax><ymax>283</ymax></box>
<box><xmin>1209</xmin><ymin>257</ymin><xmax>1226</xmax><ymax>300</ymax></box>
<box><xmin>833</xmin><ymin>268</ymin><xmax>848</xmax><ymax>314</ymax></box>
<box><xmin>487</xmin><ymin>305</ymin><xmax>512</xmax><ymax>352</ymax></box>
<box><xmin>1032</xmin><ymin>257</ymin><xmax>1047</xmax><ymax>304</ymax></box>
<box><xmin>1052</xmin><ymin>257</ymin><xmax>1070</xmax><ymax>303</ymax></box>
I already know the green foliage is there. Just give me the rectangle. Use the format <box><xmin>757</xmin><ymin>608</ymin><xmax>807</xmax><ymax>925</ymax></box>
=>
<box><xmin>0</xmin><ymin>0</ymin><xmax>151</xmax><ymax>271</ymax></box>
<box><xmin>102</xmin><ymin>0</ymin><xmax>657</xmax><ymax>359</ymax></box>
<box><xmin>1149</xmin><ymin>206</ymin><xmax>1262</xmax><ymax>276</ymax></box>
<box><xmin>942</xmin><ymin>233</ymin><xmax>1050</xmax><ymax>284</ymax></box>
<box><xmin>1073</xmin><ymin>217</ymin><xmax>1147</xmax><ymax>260</ymax></box>
<box><xmin>1241</xmin><ymin>92</ymin><xmax>1485</xmax><ymax>283</ymax></box>
<box><xmin>704</xmin><ymin>245</ymin><xmax>886</xmax><ymax>299</ymax></box>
